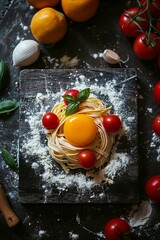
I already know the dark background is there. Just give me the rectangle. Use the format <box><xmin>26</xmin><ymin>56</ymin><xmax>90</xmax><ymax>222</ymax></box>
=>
<box><xmin>0</xmin><ymin>0</ymin><xmax>160</xmax><ymax>239</ymax></box>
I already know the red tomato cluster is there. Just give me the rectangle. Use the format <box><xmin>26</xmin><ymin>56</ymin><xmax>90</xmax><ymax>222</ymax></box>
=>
<box><xmin>119</xmin><ymin>7</ymin><xmax>149</xmax><ymax>38</ymax></box>
<box><xmin>119</xmin><ymin>0</ymin><xmax>160</xmax><ymax>65</ymax></box>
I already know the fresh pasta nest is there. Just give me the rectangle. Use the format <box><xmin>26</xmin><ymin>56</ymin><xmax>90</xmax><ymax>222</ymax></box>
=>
<box><xmin>42</xmin><ymin>89</ymin><xmax>121</xmax><ymax>173</ymax></box>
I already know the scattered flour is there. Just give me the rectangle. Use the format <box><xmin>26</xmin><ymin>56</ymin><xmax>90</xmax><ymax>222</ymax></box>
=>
<box><xmin>91</xmin><ymin>52</ymin><xmax>103</xmax><ymax>59</ymax></box>
<box><xmin>150</xmin><ymin>133</ymin><xmax>160</xmax><ymax>161</ymax></box>
<box><xmin>20</xmin><ymin>73</ymin><xmax>137</xmax><ymax>198</ymax></box>
<box><xmin>32</xmin><ymin>162</ymin><xmax>39</xmax><ymax>169</ymax></box>
<box><xmin>96</xmin><ymin>232</ymin><xmax>105</xmax><ymax>238</ymax></box>
<box><xmin>104</xmin><ymin>152</ymin><xmax>130</xmax><ymax>180</ymax></box>
<box><xmin>22</xmin><ymin>88</ymin><xmax>97</xmax><ymax>191</ymax></box>
<box><xmin>154</xmin><ymin>222</ymin><xmax>160</xmax><ymax>230</ymax></box>
<box><xmin>20</xmin><ymin>22</ymin><xmax>28</xmax><ymax>31</ymax></box>
<box><xmin>69</xmin><ymin>231</ymin><xmax>79</xmax><ymax>240</ymax></box>
<box><xmin>38</xmin><ymin>230</ymin><xmax>47</xmax><ymax>237</ymax></box>
<box><xmin>43</xmin><ymin>173</ymin><xmax>95</xmax><ymax>189</ymax></box>
<box><xmin>147</xmin><ymin>108</ymin><xmax>152</xmax><ymax>113</ymax></box>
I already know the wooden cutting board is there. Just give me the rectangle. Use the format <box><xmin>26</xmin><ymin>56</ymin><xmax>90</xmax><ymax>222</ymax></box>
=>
<box><xmin>19</xmin><ymin>68</ymin><xmax>138</xmax><ymax>203</ymax></box>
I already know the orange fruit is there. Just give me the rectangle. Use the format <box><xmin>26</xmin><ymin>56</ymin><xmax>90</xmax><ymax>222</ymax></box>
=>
<box><xmin>61</xmin><ymin>0</ymin><xmax>99</xmax><ymax>22</ymax></box>
<box><xmin>30</xmin><ymin>8</ymin><xmax>67</xmax><ymax>44</ymax></box>
<box><xmin>27</xmin><ymin>0</ymin><xmax>60</xmax><ymax>9</ymax></box>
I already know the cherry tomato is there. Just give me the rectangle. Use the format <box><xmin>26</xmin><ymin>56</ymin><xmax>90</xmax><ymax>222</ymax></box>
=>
<box><xmin>152</xmin><ymin>114</ymin><xmax>160</xmax><ymax>136</ymax></box>
<box><xmin>103</xmin><ymin>115</ymin><xmax>122</xmax><ymax>134</ymax></box>
<box><xmin>63</xmin><ymin>89</ymin><xmax>79</xmax><ymax>105</ymax></box>
<box><xmin>42</xmin><ymin>112</ymin><xmax>59</xmax><ymax>129</ymax></box>
<box><xmin>133</xmin><ymin>33</ymin><xmax>160</xmax><ymax>60</ymax></box>
<box><xmin>119</xmin><ymin>7</ymin><xmax>149</xmax><ymax>38</ymax></box>
<box><xmin>140</xmin><ymin>0</ymin><xmax>160</xmax><ymax>18</ymax></box>
<box><xmin>154</xmin><ymin>81</ymin><xmax>160</xmax><ymax>103</ymax></box>
<box><xmin>78</xmin><ymin>150</ymin><xmax>96</xmax><ymax>169</ymax></box>
<box><xmin>145</xmin><ymin>175</ymin><xmax>160</xmax><ymax>202</ymax></box>
<box><xmin>104</xmin><ymin>218</ymin><xmax>131</xmax><ymax>240</ymax></box>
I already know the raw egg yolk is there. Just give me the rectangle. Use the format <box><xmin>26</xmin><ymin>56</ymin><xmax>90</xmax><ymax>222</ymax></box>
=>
<box><xmin>64</xmin><ymin>114</ymin><xmax>97</xmax><ymax>147</ymax></box>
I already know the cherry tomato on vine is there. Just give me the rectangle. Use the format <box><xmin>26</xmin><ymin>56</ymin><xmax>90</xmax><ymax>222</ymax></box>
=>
<box><xmin>103</xmin><ymin>115</ymin><xmax>122</xmax><ymax>133</ymax></box>
<box><xmin>154</xmin><ymin>81</ymin><xmax>160</xmax><ymax>103</ymax></box>
<box><xmin>104</xmin><ymin>218</ymin><xmax>131</xmax><ymax>240</ymax></box>
<box><xmin>63</xmin><ymin>89</ymin><xmax>79</xmax><ymax>105</ymax></box>
<box><xmin>133</xmin><ymin>33</ymin><xmax>160</xmax><ymax>60</ymax></box>
<box><xmin>152</xmin><ymin>114</ymin><xmax>160</xmax><ymax>136</ymax></box>
<box><xmin>140</xmin><ymin>0</ymin><xmax>160</xmax><ymax>18</ymax></box>
<box><xmin>119</xmin><ymin>7</ymin><xmax>149</xmax><ymax>38</ymax></box>
<box><xmin>78</xmin><ymin>150</ymin><xmax>96</xmax><ymax>169</ymax></box>
<box><xmin>42</xmin><ymin>112</ymin><xmax>59</xmax><ymax>129</ymax></box>
<box><xmin>145</xmin><ymin>175</ymin><xmax>160</xmax><ymax>202</ymax></box>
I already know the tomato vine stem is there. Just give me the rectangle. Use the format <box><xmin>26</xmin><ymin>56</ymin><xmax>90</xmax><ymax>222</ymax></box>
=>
<box><xmin>137</xmin><ymin>0</ymin><xmax>160</xmax><ymax>46</ymax></box>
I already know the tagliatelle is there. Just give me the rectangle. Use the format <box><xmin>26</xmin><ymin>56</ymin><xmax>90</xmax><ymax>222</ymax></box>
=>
<box><xmin>46</xmin><ymin>97</ymin><xmax>115</xmax><ymax>173</ymax></box>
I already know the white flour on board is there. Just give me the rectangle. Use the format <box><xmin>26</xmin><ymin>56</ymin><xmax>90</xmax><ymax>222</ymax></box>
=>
<box><xmin>150</xmin><ymin>133</ymin><xmax>160</xmax><ymax>161</ymax></box>
<box><xmin>21</xmin><ymin>73</ymin><xmax>136</xmax><ymax>197</ymax></box>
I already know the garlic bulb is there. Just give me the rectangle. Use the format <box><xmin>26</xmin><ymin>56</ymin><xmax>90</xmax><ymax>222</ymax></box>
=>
<box><xmin>103</xmin><ymin>49</ymin><xmax>121</xmax><ymax>64</ymax></box>
<box><xmin>12</xmin><ymin>40</ymin><xmax>40</xmax><ymax>67</ymax></box>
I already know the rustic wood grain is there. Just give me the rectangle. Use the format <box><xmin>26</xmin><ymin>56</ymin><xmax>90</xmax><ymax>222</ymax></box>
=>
<box><xmin>19</xmin><ymin>68</ymin><xmax>138</xmax><ymax>203</ymax></box>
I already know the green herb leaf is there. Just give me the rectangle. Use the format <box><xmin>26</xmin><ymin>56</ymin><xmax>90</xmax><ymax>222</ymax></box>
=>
<box><xmin>0</xmin><ymin>59</ymin><xmax>9</xmax><ymax>91</ymax></box>
<box><xmin>77</xmin><ymin>88</ymin><xmax>90</xmax><ymax>103</ymax></box>
<box><xmin>1</xmin><ymin>148</ymin><xmax>18</xmax><ymax>172</ymax></box>
<box><xmin>63</xmin><ymin>95</ymin><xmax>78</xmax><ymax>103</ymax></box>
<box><xmin>0</xmin><ymin>100</ymin><xmax>19</xmax><ymax>115</ymax></box>
<box><xmin>65</xmin><ymin>102</ymin><xmax>79</xmax><ymax>116</ymax></box>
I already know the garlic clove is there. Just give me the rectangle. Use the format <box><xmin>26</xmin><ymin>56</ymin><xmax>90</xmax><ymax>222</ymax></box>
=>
<box><xmin>12</xmin><ymin>40</ymin><xmax>40</xmax><ymax>67</ymax></box>
<box><xmin>103</xmin><ymin>49</ymin><xmax>121</xmax><ymax>64</ymax></box>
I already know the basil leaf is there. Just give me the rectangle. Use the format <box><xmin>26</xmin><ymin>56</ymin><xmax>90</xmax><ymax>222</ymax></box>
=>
<box><xmin>65</xmin><ymin>102</ymin><xmax>79</xmax><ymax>116</ymax></box>
<box><xmin>0</xmin><ymin>59</ymin><xmax>9</xmax><ymax>91</ymax></box>
<box><xmin>63</xmin><ymin>95</ymin><xmax>78</xmax><ymax>103</ymax></box>
<box><xmin>77</xmin><ymin>88</ymin><xmax>90</xmax><ymax>103</ymax></box>
<box><xmin>0</xmin><ymin>100</ymin><xmax>19</xmax><ymax>114</ymax></box>
<box><xmin>2</xmin><ymin>148</ymin><xmax>18</xmax><ymax>172</ymax></box>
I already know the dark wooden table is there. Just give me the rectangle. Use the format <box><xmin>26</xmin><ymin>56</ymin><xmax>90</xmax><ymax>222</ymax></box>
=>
<box><xmin>0</xmin><ymin>0</ymin><xmax>160</xmax><ymax>239</ymax></box>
